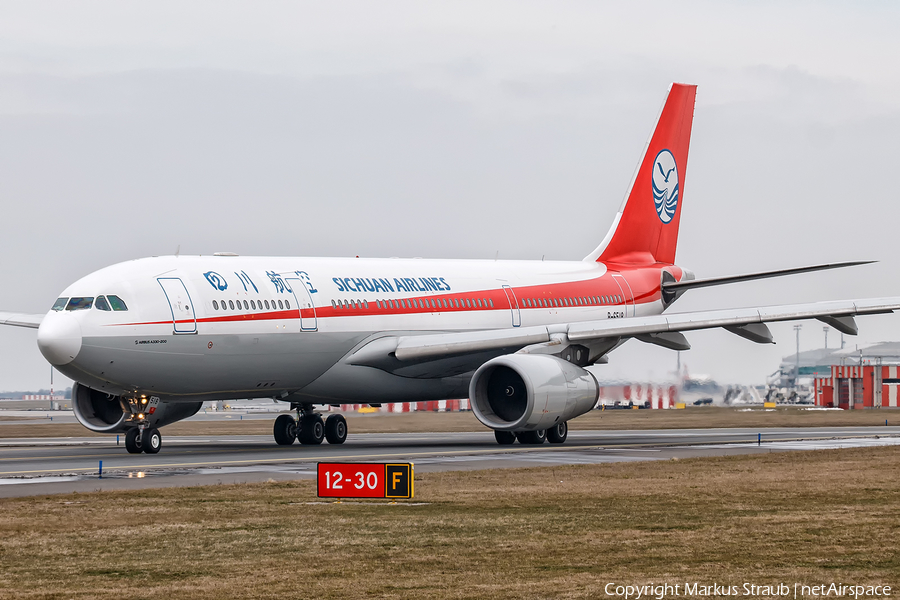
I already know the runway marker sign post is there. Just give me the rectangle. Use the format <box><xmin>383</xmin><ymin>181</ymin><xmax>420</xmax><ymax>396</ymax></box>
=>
<box><xmin>317</xmin><ymin>462</ymin><xmax>413</xmax><ymax>499</ymax></box>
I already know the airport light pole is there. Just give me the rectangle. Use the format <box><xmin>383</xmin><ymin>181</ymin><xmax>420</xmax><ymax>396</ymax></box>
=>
<box><xmin>794</xmin><ymin>324</ymin><xmax>803</xmax><ymax>388</ymax></box>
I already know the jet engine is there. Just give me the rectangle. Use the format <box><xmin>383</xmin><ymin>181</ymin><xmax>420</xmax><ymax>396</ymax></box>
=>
<box><xmin>469</xmin><ymin>354</ymin><xmax>599</xmax><ymax>431</ymax></box>
<box><xmin>72</xmin><ymin>383</ymin><xmax>203</xmax><ymax>433</ymax></box>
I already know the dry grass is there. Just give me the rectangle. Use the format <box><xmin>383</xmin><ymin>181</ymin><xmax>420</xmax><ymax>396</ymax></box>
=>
<box><xmin>0</xmin><ymin>406</ymin><xmax>896</xmax><ymax>439</ymax></box>
<box><xmin>0</xmin><ymin>447</ymin><xmax>898</xmax><ymax>599</ymax></box>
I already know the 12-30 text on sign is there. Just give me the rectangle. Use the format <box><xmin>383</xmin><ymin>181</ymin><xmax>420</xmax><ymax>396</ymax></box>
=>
<box><xmin>317</xmin><ymin>463</ymin><xmax>414</xmax><ymax>499</ymax></box>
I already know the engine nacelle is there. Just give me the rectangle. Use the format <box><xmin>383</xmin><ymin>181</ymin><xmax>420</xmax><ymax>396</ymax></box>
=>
<box><xmin>72</xmin><ymin>383</ymin><xmax>203</xmax><ymax>433</ymax></box>
<box><xmin>469</xmin><ymin>354</ymin><xmax>599</xmax><ymax>431</ymax></box>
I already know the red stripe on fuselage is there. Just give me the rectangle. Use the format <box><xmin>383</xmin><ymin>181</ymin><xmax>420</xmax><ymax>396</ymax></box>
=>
<box><xmin>107</xmin><ymin>268</ymin><xmax>668</xmax><ymax>327</ymax></box>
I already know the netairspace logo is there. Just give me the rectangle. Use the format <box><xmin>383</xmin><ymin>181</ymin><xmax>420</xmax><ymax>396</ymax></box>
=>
<box><xmin>603</xmin><ymin>582</ymin><xmax>893</xmax><ymax>600</ymax></box>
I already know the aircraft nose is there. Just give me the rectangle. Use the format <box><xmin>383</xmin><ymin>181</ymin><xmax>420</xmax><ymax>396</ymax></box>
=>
<box><xmin>37</xmin><ymin>313</ymin><xmax>83</xmax><ymax>366</ymax></box>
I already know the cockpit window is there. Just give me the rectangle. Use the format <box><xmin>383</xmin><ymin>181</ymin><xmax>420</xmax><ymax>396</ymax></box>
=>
<box><xmin>66</xmin><ymin>297</ymin><xmax>93</xmax><ymax>311</ymax></box>
<box><xmin>107</xmin><ymin>295</ymin><xmax>128</xmax><ymax>311</ymax></box>
<box><xmin>95</xmin><ymin>296</ymin><xmax>111</xmax><ymax>311</ymax></box>
<box><xmin>51</xmin><ymin>298</ymin><xmax>68</xmax><ymax>311</ymax></box>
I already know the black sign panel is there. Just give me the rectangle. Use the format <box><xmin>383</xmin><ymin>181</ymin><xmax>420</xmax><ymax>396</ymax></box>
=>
<box><xmin>384</xmin><ymin>463</ymin><xmax>413</xmax><ymax>499</ymax></box>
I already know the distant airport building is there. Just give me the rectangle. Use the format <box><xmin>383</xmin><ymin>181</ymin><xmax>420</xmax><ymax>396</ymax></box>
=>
<box><xmin>809</xmin><ymin>342</ymin><xmax>900</xmax><ymax>409</ymax></box>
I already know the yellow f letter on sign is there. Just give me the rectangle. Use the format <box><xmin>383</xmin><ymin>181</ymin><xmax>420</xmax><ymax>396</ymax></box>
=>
<box><xmin>384</xmin><ymin>463</ymin><xmax>413</xmax><ymax>499</ymax></box>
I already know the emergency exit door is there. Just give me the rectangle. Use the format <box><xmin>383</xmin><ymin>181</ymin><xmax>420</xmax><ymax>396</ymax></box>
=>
<box><xmin>287</xmin><ymin>277</ymin><xmax>318</xmax><ymax>331</ymax></box>
<box><xmin>157</xmin><ymin>277</ymin><xmax>197</xmax><ymax>334</ymax></box>
<box><xmin>502</xmin><ymin>285</ymin><xmax>521</xmax><ymax>327</ymax></box>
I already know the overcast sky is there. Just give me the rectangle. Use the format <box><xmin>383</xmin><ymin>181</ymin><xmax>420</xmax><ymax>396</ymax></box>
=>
<box><xmin>1</xmin><ymin>1</ymin><xmax>899</xmax><ymax>391</ymax></box>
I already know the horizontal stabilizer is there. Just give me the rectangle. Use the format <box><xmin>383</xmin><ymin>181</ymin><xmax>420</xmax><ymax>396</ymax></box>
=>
<box><xmin>662</xmin><ymin>261</ymin><xmax>874</xmax><ymax>294</ymax></box>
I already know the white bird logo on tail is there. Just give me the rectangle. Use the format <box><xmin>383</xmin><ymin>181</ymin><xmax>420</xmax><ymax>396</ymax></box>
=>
<box><xmin>651</xmin><ymin>149</ymin><xmax>679</xmax><ymax>223</ymax></box>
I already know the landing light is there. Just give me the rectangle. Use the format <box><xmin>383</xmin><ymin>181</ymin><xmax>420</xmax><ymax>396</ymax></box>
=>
<box><xmin>137</xmin><ymin>413</ymin><xmax>144</xmax><ymax>420</ymax></box>
<box><xmin>141</xmin><ymin>398</ymin><xmax>147</xmax><ymax>404</ymax></box>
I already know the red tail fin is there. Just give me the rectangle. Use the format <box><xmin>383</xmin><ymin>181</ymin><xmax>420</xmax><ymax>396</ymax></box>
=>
<box><xmin>585</xmin><ymin>83</ymin><xmax>696</xmax><ymax>266</ymax></box>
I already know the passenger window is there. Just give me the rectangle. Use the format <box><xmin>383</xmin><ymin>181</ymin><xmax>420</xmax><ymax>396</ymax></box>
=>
<box><xmin>251</xmin><ymin>300</ymin><xmax>256</xmax><ymax>310</ymax></box>
<box><xmin>243</xmin><ymin>300</ymin><xmax>249</xmax><ymax>310</ymax></box>
<box><xmin>229</xmin><ymin>300</ymin><xmax>235</xmax><ymax>310</ymax></box>
<box><xmin>285</xmin><ymin>300</ymin><xmax>290</xmax><ymax>309</ymax></box>
<box><xmin>66</xmin><ymin>297</ymin><xmax>93</xmax><ymax>311</ymax></box>
<box><xmin>277</xmin><ymin>300</ymin><xmax>283</xmax><ymax>310</ymax></box>
<box><xmin>489</xmin><ymin>298</ymin><xmax>494</xmax><ymax>308</ymax></box>
<box><xmin>212</xmin><ymin>300</ymin><xmax>219</xmax><ymax>311</ymax></box>
<box><xmin>95</xmin><ymin>296</ymin><xmax>112</xmax><ymax>311</ymax></box>
<box><xmin>364</xmin><ymin>300</ymin><xmax>369</xmax><ymax>309</ymax></box>
<box><xmin>52</xmin><ymin>298</ymin><xmax>68</xmax><ymax>311</ymax></box>
<box><xmin>107</xmin><ymin>295</ymin><xmax>128</xmax><ymax>311</ymax></box>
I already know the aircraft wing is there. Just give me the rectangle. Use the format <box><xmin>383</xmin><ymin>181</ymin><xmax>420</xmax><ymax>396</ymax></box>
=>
<box><xmin>351</xmin><ymin>297</ymin><xmax>900</xmax><ymax>371</ymax></box>
<box><xmin>0</xmin><ymin>312</ymin><xmax>45</xmax><ymax>329</ymax></box>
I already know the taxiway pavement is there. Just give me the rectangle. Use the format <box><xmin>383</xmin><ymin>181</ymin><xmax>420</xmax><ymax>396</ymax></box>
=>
<box><xmin>1</xmin><ymin>426</ymin><xmax>898</xmax><ymax>498</ymax></box>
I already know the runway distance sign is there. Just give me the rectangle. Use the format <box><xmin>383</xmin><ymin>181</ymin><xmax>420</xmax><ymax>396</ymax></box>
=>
<box><xmin>317</xmin><ymin>462</ymin><xmax>414</xmax><ymax>499</ymax></box>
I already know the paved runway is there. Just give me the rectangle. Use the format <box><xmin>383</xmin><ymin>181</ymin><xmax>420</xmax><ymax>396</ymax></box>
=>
<box><xmin>1</xmin><ymin>426</ymin><xmax>899</xmax><ymax>498</ymax></box>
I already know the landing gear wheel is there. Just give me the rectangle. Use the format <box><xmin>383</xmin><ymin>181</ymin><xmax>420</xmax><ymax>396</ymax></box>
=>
<box><xmin>273</xmin><ymin>414</ymin><xmax>297</xmax><ymax>445</ymax></box>
<box><xmin>516</xmin><ymin>430</ymin><xmax>547</xmax><ymax>445</ymax></box>
<box><xmin>325</xmin><ymin>414</ymin><xmax>348</xmax><ymax>444</ymax></box>
<box><xmin>142</xmin><ymin>428</ymin><xmax>162</xmax><ymax>454</ymax></box>
<box><xmin>494</xmin><ymin>430</ymin><xmax>516</xmax><ymax>445</ymax></box>
<box><xmin>298</xmin><ymin>414</ymin><xmax>325</xmax><ymax>445</ymax></box>
<box><xmin>125</xmin><ymin>428</ymin><xmax>142</xmax><ymax>454</ymax></box>
<box><xmin>547</xmin><ymin>422</ymin><xmax>568</xmax><ymax>444</ymax></box>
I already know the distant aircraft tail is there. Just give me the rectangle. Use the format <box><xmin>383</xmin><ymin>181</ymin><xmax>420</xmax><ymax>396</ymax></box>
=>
<box><xmin>585</xmin><ymin>83</ymin><xmax>697</xmax><ymax>266</ymax></box>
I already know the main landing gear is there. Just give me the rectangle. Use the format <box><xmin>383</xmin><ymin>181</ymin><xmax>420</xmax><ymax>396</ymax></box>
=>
<box><xmin>124</xmin><ymin>426</ymin><xmax>162</xmax><ymax>454</ymax></box>
<box><xmin>494</xmin><ymin>421</ymin><xmax>568</xmax><ymax>446</ymax></box>
<box><xmin>274</xmin><ymin>404</ymin><xmax>348</xmax><ymax>446</ymax></box>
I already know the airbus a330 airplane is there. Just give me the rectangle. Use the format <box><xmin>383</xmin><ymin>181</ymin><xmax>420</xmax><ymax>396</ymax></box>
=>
<box><xmin>2</xmin><ymin>83</ymin><xmax>897</xmax><ymax>455</ymax></box>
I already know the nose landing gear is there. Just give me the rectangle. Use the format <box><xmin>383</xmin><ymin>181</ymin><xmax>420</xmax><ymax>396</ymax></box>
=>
<box><xmin>122</xmin><ymin>395</ymin><xmax>162</xmax><ymax>454</ymax></box>
<box><xmin>273</xmin><ymin>405</ymin><xmax>347</xmax><ymax>446</ymax></box>
<box><xmin>124</xmin><ymin>426</ymin><xmax>162</xmax><ymax>454</ymax></box>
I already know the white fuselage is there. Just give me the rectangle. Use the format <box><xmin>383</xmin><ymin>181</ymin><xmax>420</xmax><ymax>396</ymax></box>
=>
<box><xmin>37</xmin><ymin>255</ymin><xmax>674</xmax><ymax>404</ymax></box>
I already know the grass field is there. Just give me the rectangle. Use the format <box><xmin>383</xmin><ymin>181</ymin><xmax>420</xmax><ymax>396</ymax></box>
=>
<box><xmin>0</xmin><ymin>406</ymin><xmax>896</xmax><ymax>439</ymax></box>
<box><xmin>0</xmin><ymin>446</ymin><xmax>897</xmax><ymax>599</ymax></box>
